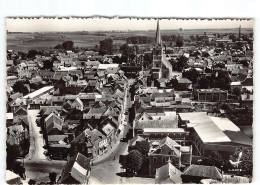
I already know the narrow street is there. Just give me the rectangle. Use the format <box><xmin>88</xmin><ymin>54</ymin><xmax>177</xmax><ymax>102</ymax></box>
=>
<box><xmin>26</xmin><ymin>110</ymin><xmax>46</xmax><ymax>161</ymax></box>
<box><xmin>24</xmin><ymin>110</ymin><xmax>66</xmax><ymax>180</ymax></box>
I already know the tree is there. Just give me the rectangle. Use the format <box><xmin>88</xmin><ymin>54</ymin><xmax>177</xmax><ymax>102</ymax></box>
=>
<box><xmin>27</xmin><ymin>50</ymin><xmax>38</xmax><ymax>59</ymax></box>
<box><xmin>99</xmin><ymin>38</ymin><xmax>113</xmax><ymax>55</ymax></box>
<box><xmin>176</xmin><ymin>35</ymin><xmax>184</xmax><ymax>47</ymax></box>
<box><xmin>54</xmin><ymin>44</ymin><xmax>63</xmax><ymax>49</ymax></box>
<box><xmin>49</xmin><ymin>172</ymin><xmax>57</xmax><ymax>184</ymax></box>
<box><xmin>42</xmin><ymin>60</ymin><xmax>53</xmax><ymax>69</ymax></box>
<box><xmin>231</xmin><ymin>147</ymin><xmax>253</xmax><ymax>175</ymax></box>
<box><xmin>182</xmin><ymin>68</ymin><xmax>200</xmax><ymax>83</ymax></box>
<box><xmin>176</xmin><ymin>55</ymin><xmax>188</xmax><ymax>71</ymax></box>
<box><xmin>93</xmin><ymin>45</ymin><xmax>99</xmax><ymax>52</ymax></box>
<box><xmin>189</xmin><ymin>35</ymin><xmax>196</xmax><ymax>41</ymax></box>
<box><xmin>198</xmin><ymin>77</ymin><xmax>210</xmax><ymax>89</ymax></box>
<box><xmin>129</xmin><ymin>140</ymin><xmax>150</xmax><ymax>157</ymax></box>
<box><xmin>240</xmin><ymin>148</ymin><xmax>253</xmax><ymax>175</ymax></box>
<box><xmin>233</xmin><ymin>87</ymin><xmax>241</xmax><ymax>98</ymax></box>
<box><xmin>6</xmin><ymin>144</ymin><xmax>21</xmax><ymax>169</ymax></box>
<box><xmin>12</xmin><ymin>81</ymin><xmax>29</xmax><ymax>95</ymax></box>
<box><xmin>62</xmin><ymin>41</ymin><xmax>74</xmax><ymax>50</ymax></box>
<box><xmin>120</xmin><ymin>44</ymin><xmax>131</xmax><ymax>55</ymax></box>
<box><xmin>126</xmin><ymin>150</ymin><xmax>143</xmax><ymax>174</ymax></box>
<box><xmin>167</xmin><ymin>78</ymin><xmax>179</xmax><ymax>88</ymax></box>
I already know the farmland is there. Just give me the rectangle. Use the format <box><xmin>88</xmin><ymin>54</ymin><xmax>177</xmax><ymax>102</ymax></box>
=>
<box><xmin>7</xmin><ymin>28</ymin><xmax>253</xmax><ymax>52</ymax></box>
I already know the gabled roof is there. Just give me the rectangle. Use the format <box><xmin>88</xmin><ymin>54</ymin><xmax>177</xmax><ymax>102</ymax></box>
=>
<box><xmin>182</xmin><ymin>165</ymin><xmax>222</xmax><ymax>180</ymax></box>
<box><xmin>71</xmin><ymin>129</ymin><xmax>100</xmax><ymax>144</ymax></box>
<box><xmin>72</xmin><ymin>97</ymin><xmax>84</xmax><ymax>107</ymax></box>
<box><xmin>129</xmin><ymin>135</ymin><xmax>146</xmax><ymax>146</ymax></box>
<box><xmin>135</xmin><ymin>112</ymin><xmax>153</xmax><ymax>121</ymax></box>
<box><xmin>155</xmin><ymin>162</ymin><xmax>182</xmax><ymax>184</ymax></box>
<box><xmin>103</xmin><ymin>106</ymin><xmax>119</xmax><ymax>117</ymax></box>
<box><xmin>150</xmin><ymin>137</ymin><xmax>181</xmax><ymax>156</ymax></box>
<box><xmin>45</xmin><ymin>113</ymin><xmax>63</xmax><ymax>133</ymax></box>
<box><xmin>14</xmin><ymin>106</ymin><xmax>27</xmax><ymax>115</ymax></box>
<box><xmin>241</xmin><ymin>77</ymin><xmax>253</xmax><ymax>86</ymax></box>
<box><xmin>102</xmin><ymin>123</ymin><xmax>115</xmax><ymax>136</ymax></box>
<box><xmin>59</xmin><ymin>153</ymin><xmax>91</xmax><ymax>184</ymax></box>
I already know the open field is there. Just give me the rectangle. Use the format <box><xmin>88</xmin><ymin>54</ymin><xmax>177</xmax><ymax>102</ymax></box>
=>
<box><xmin>7</xmin><ymin>28</ymin><xmax>253</xmax><ymax>52</ymax></box>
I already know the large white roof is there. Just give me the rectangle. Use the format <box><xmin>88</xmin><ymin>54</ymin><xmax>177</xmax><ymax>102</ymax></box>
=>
<box><xmin>194</xmin><ymin>122</ymin><xmax>231</xmax><ymax>143</ymax></box>
<box><xmin>144</xmin><ymin>128</ymin><xmax>185</xmax><ymax>133</ymax></box>
<box><xmin>98</xmin><ymin>64</ymin><xmax>119</xmax><ymax>70</ymax></box>
<box><xmin>209</xmin><ymin>116</ymin><xmax>240</xmax><ymax>132</ymax></box>
<box><xmin>23</xmin><ymin>86</ymin><xmax>54</xmax><ymax>99</ymax></box>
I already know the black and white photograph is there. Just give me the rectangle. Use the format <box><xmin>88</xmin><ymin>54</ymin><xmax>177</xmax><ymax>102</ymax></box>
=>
<box><xmin>5</xmin><ymin>17</ymin><xmax>254</xmax><ymax>184</ymax></box>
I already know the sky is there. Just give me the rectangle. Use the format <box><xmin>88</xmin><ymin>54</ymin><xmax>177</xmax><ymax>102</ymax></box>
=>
<box><xmin>6</xmin><ymin>17</ymin><xmax>254</xmax><ymax>32</ymax></box>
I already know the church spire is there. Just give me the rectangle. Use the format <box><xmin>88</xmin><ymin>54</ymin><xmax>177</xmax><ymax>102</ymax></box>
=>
<box><xmin>155</xmin><ymin>19</ymin><xmax>162</xmax><ymax>46</ymax></box>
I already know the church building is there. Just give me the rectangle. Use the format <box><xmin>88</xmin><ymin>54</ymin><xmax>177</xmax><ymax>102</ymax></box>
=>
<box><xmin>151</xmin><ymin>20</ymin><xmax>173</xmax><ymax>79</ymax></box>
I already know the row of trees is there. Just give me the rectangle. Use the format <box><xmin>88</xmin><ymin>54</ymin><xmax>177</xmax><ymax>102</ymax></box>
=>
<box><xmin>126</xmin><ymin>36</ymin><xmax>154</xmax><ymax>45</ymax></box>
<box><xmin>182</xmin><ymin>69</ymin><xmax>231</xmax><ymax>90</ymax></box>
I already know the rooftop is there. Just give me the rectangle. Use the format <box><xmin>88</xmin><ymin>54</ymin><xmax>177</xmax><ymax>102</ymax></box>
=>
<box><xmin>22</xmin><ymin>86</ymin><xmax>54</xmax><ymax>99</ymax></box>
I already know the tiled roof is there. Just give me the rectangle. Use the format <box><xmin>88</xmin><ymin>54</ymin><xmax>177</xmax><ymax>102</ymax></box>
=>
<box><xmin>183</xmin><ymin>165</ymin><xmax>222</xmax><ymax>180</ymax></box>
<box><xmin>59</xmin><ymin>153</ymin><xmax>91</xmax><ymax>184</ymax></box>
<box><xmin>155</xmin><ymin>162</ymin><xmax>182</xmax><ymax>184</ymax></box>
<box><xmin>129</xmin><ymin>135</ymin><xmax>146</xmax><ymax>146</ymax></box>
<box><xmin>135</xmin><ymin>120</ymin><xmax>178</xmax><ymax>130</ymax></box>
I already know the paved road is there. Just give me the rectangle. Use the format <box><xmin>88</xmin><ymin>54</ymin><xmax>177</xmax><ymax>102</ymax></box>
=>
<box><xmin>24</xmin><ymin>110</ymin><xmax>66</xmax><ymax>180</ymax></box>
<box><xmin>89</xmin><ymin>80</ymin><xmax>136</xmax><ymax>184</ymax></box>
<box><xmin>89</xmin><ymin>142</ymin><xmax>129</xmax><ymax>184</ymax></box>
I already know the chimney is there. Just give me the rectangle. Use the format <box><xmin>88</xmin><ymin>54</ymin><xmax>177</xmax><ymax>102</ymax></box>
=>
<box><xmin>168</xmin><ymin>157</ymin><xmax>171</xmax><ymax>164</ymax></box>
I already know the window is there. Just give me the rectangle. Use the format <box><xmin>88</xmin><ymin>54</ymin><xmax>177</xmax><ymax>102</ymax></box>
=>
<box><xmin>162</xmin><ymin>157</ymin><xmax>166</xmax><ymax>163</ymax></box>
<box><xmin>153</xmin><ymin>157</ymin><xmax>157</xmax><ymax>163</ymax></box>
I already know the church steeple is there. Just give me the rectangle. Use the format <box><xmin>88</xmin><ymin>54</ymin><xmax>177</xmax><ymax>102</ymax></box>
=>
<box><xmin>155</xmin><ymin>19</ymin><xmax>162</xmax><ymax>46</ymax></box>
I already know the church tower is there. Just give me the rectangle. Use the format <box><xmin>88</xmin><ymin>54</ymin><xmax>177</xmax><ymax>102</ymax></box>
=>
<box><xmin>152</xmin><ymin>19</ymin><xmax>172</xmax><ymax>79</ymax></box>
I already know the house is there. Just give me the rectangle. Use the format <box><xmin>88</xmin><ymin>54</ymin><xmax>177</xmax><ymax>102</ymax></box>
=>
<box><xmin>14</xmin><ymin>106</ymin><xmax>27</xmax><ymax>117</ymax></box>
<box><xmin>47</xmin><ymin>135</ymin><xmax>70</xmax><ymax>159</ymax></box>
<box><xmin>182</xmin><ymin>165</ymin><xmax>222</xmax><ymax>183</ymax></box>
<box><xmin>70</xmin><ymin>129</ymin><xmax>101</xmax><ymax>158</ymax></box>
<box><xmin>38</xmin><ymin>70</ymin><xmax>55</xmax><ymax>80</ymax></box>
<box><xmin>176</xmin><ymin>77</ymin><xmax>192</xmax><ymax>91</ymax></box>
<box><xmin>195</xmin><ymin>88</ymin><xmax>228</xmax><ymax>102</ymax></box>
<box><xmin>44</xmin><ymin>113</ymin><xmax>63</xmax><ymax>135</ymax></box>
<box><xmin>128</xmin><ymin>135</ymin><xmax>146</xmax><ymax>146</ymax></box>
<box><xmin>22</xmin><ymin>86</ymin><xmax>54</xmax><ymax>103</ymax></box>
<box><xmin>142</xmin><ymin>128</ymin><xmax>189</xmax><ymax>142</ymax></box>
<box><xmin>59</xmin><ymin>152</ymin><xmax>91</xmax><ymax>184</ymax></box>
<box><xmin>155</xmin><ymin>161</ymin><xmax>182</xmax><ymax>184</ymax></box>
<box><xmin>148</xmin><ymin>137</ymin><xmax>181</xmax><ymax>177</ymax></box>
<box><xmin>241</xmin><ymin>94</ymin><xmax>253</xmax><ymax>108</ymax></box>
<box><xmin>241</xmin><ymin>77</ymin><xmax>253</xmax><ymax>93</ymax></box>
<box><xmin>7</xmin><ymin>124</ymin><xmax>29</xmax><ymax>146</ymax></box>
<box><xmin>6</xmin><ymin>113</ymin><xmax>14</xmax><ymax>127</ymax></box>
<box><xmin>92</xmin><ymin>129</ymin><xmax>108</xmax><ymax>154</ymax></box>
<box><xmin>133</xmin><ymin>119</ymin><xmax>178</xmax><ymax>137</ymax></box>
<box><xmin>71</xmin><ymin>97</ymin><xmax>84</xmax><ymax>111</ymax></box>
<box><xmin>83</xmin><ymin>107</ymin><xmax>107</xmax><ymax>120</ymax></box>
<box><xmin>6</xmin><ymin>76</ymin><xmax>18</xmax><ymax>86</ymax></box>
